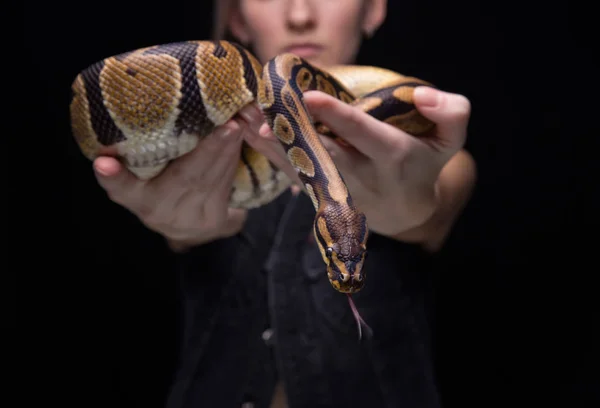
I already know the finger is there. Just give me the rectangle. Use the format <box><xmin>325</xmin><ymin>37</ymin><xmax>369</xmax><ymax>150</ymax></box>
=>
<box><xmin>413</xmin><ymin>86</ymin><xmax>471</xmax><ymax>152</ymax></box>
<box><xmin>238</xmin><ymin>104</ymin><xmax>296</xmax><ymax>180</ymax></box>
<box><xmin>153</xmin><ymin>122</ymin><xmax>239</xmax><ymax>193</ymax></box>
<box><xmin>154</xmin><ymin>123</ymin><xmax>245</xmax><ymax>221</ymax></box>
<box><xmin>237</xmin><ymin>102</ymin><xmax>265</xmax><ymax>135</ymax></box>
<box><xmin>242</xmin><ymin>98</ymin><xmax>351</xmax><ymax>183</ymax></box>
<box><xmin>204</xmin><ymin>126</ymin><xmax>248</xmax><ymax>231</ymax></box>
<box><xmin>203</xmin><ymin>180</ymin><xmax>245</xmax><ymax>231</ymax></box>
<box><xmin>93</xmin><ymin>156</ymin><xmax>147</xmax><ymax>205</ymax></box>
<box><xmin>303</xmin><ymin>90</ymin><xmax>396</xmax><ymax>159</ymax></box>
<box><xmin>244</xmin><ymin>122</ymin><xmax>301</xmax><ymax>186</ymax></box>
<box><xmin>319</xmin><ymin>136</ymin><xmax>365</xmax><ymax>176</ymax></box>
<box><xmin>203</xmin><ymin>121</ymin><xmax>245</xmax><ymax>195</ymax></box>
<box><xmin>318</xmin><ymin>136</ymin><xmax>375</xmax><ymax>202</ymax></box>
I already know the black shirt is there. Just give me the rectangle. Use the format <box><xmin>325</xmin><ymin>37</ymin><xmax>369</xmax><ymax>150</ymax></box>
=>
<box><xmin>165</xmin><ymin>190</ymin><xmax>440</xmax><ymax>408</ymax></box>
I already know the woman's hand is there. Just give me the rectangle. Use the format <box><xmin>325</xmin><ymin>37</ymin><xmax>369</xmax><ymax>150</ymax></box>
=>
<box><xmin>256</xmin><ymin>86</ymin><xmax>473</xmax><ymax>240</ymax></box>
<box><xmin>92</xmin><ymin>84</ymin><xmax>472</xmax><ymax>250</ymax></box>
<box><xmin>92</xmin><ymin>104</ymin><xmax>298</xmax><ymax>252</ymax></box>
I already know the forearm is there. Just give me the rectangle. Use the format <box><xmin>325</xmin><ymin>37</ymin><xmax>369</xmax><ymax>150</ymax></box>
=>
<box><xmin>391</xmin><ymin>149</ymin><xmax>477</xmax><ymax>252</ymax></box>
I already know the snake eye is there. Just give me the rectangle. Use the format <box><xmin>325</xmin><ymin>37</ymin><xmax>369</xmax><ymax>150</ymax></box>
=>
<box><xmin>326</xmin><ymin>247</ymin><xmax>333</xmax><ymax>259</ymax></box>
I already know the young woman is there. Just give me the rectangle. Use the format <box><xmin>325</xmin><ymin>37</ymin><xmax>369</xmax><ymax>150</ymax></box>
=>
<box><xmin>92</xmin><ymin>0</ymin><xmax>476</xmax><ymax>407</ymax></box>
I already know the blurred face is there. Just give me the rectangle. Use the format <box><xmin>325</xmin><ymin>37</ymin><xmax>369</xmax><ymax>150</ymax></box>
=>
<box><xmin>229</xmin><ymin>0</ymin><xmax>386</xmax><ymax>68</ymax></box>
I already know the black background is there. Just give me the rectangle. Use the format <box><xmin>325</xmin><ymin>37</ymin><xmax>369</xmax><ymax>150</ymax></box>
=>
<box><xmin>21</xmin><ymin>1</ymin><xmax>596</xmax><ymax>407</ymax></box>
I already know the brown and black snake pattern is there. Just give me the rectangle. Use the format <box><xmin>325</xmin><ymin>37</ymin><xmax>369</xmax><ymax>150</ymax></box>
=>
<box><xmin>70</xmin><ymin>40</ymin><xmax>435</xmax><ymax>334</ymax></box>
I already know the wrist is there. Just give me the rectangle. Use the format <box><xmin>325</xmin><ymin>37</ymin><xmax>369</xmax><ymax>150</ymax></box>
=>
<box><xmin>403</xmin><ymin>180</ymin><xmax>440</xmax><ymax>228</ymax></box>
<box><xmin>386</xmin><ymin>148</ymin><xmax>476</xmax><ymax>252</ymax></box>
<box><xmin>384</xmin><ymin>181</ymin><xmax>441</xmax><ymax>244</ymax></box>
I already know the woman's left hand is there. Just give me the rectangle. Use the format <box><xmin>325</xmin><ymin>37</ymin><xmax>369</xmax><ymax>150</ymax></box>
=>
<box><xmin>241</xmin><ymin>86</ymin><xmax>471</xmax><ymax>238</ymax></box>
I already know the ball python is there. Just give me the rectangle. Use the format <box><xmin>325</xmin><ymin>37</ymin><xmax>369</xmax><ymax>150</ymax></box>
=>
<box><xmin>70</xmin><ymin>40</ymin><xmax>435</xmax><ymax>336</ymax></box>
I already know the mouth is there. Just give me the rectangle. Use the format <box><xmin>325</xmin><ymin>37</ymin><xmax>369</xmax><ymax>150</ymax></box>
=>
<box><xmin>329</xmin><ymin>276</ymin><xmax>365</xmax><ymax>294</ymax></box>
<box><xmin>283</xmin><ymin>43</ymin><xmax>323</xmax><ymax>59</ymax></box>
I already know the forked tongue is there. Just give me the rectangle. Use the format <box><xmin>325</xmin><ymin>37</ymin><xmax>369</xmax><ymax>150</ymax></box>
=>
<box><xmin>347</xmin><ymin>294</ymin><xmax>373</xmax><ymax>340</ymax></box>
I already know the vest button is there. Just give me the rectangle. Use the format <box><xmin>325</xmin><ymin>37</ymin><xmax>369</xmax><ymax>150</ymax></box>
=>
<box><xmin>262</xmin><ymin>328</ymin><xmax>275</xmax><ymax>346</ymax></box>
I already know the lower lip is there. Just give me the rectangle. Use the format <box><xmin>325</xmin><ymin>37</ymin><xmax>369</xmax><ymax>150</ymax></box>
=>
<box><xmin>285</xmin><ymin>45</ymin><xmax>322</xmax><ymax>58</ymax></box>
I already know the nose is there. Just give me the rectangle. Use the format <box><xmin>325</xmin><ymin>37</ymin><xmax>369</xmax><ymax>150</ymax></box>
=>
<box><xmin>285</xmin><ymin>0</ymin><xmax>315</xmax><ymax>31</ymax></box>
<box><xmin>345</xmin><ymin>261</ymin><xmax>363</xmax><ymax>281</ymax></box>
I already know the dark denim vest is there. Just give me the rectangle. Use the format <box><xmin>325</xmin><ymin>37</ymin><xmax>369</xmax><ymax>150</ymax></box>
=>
<box><xmin>165</xmin><ymin>191</ymin><xmax>441</xmax><ymax>408</ymax></box>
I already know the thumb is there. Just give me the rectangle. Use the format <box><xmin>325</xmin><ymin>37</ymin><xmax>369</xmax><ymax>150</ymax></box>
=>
<box><xmin>413</xmin><ymin>86</ymin><xmax>471</xmax><ymax>153</ymax></box>
<box><xmin>93</xmin><ymin>156</ymin><xmax>144</xmax><ymax>202</ymax></box>
<box><xmin>93</xmin><ymin>156</ymin><xmax>123</xmax><ymax>178</ymax></box>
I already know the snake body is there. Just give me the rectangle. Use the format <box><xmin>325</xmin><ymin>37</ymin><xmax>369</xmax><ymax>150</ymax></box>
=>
<box><xmin>70</xmin><ymin>40</ymin><xmax>435</xmax><ymax>296</ymax></box>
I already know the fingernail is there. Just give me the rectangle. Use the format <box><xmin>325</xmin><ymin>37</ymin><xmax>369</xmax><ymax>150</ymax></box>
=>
<box><xmin>94</xmin><ymin>162</ymin><xmax>111</xmax><ymax>177</ymax></box>
<box><xmin>259</xmin><ymin>123</ymin><xmax>273</xmax><ymax>138</ymax></box>
<box><xmin>414</xmin><ymin>86</ymin><xmax>440</xmax><ymax>107</ymax></box>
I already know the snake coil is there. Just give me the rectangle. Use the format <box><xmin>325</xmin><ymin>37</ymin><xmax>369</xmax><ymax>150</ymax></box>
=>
<box><xmin>70</xmin><ymin>40</ymin><xmax>435</xmax><ymax>336</ymax></box>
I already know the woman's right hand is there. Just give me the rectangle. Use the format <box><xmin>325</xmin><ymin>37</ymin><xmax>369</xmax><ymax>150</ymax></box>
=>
<box><xmin>91</xmin><ymin>104</ymin><xmax>280</xmax><ymax>252</ymax></box>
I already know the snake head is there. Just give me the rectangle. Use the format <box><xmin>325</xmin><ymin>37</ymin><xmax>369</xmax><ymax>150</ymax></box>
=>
<box><xmin>314</xmin><ymin>205</ymin><xmax>368</xmax><ymax>293</ymax></box>
<box><xmin>325</xmin><ymin>242</ymin><xmax>368</xmax><ymax>293</ymax></box>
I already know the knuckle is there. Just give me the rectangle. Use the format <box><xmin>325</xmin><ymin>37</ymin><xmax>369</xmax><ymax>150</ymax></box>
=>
<box><xmin>224</xmin><ymin>132</ymin><xmax>244</xmax><ymax>155</ymax></box>
<box><xmin>387</xmin><ymin>136</ymin><xmax>409</xmax><ymax>163</ymax></box>
<box><xmin>168</xmin><ymin>162</ymin><xmax>207</xmax><ymax>190</ymax></box>
<box><xmin>168</xmin><ymin>161</ymin><xmax>183</xmax><ymax>178</ymax></box>
<box><xmin>166</xmin><ymin>162</ymin><xmax>201</xmax><ymax>189</ymax></box>
<box><xmin>191</xmin><ymin>182</ymin><xmax>211</xmax><ymax>196</ymax></box>
<box><xmin>135</xmin><ymin>202</ymin><xmax>157</xmax><ymax>222</ymax></box>
<box><xmin>180</xmin><ymin>171</ymin><xmax>201</xmax><ymax>189</ymax></box>
<box><xmin>200</xmin><ymin>131</ymin><xmax>224</xmax><ymax>153</ymax></box>
<box><xmin>101</xmin><ymin>179</ymin><xmax>160</xmax><ymax>221</ymax></box>
<box><xmin>104</xmin><ymin>188</ymin><xmax>121</xmax><ymax>204</ymax></box>
<box><xmin>105</xmin><ymin>188</ymin><xmax>132</xmax><ymax>209</ymax></box>
<box><xmin>309</xmin><ymin>96</ymin><xmax>334</xmax><ymax>120</ymax></box>
<box><xmin>202</xmin><ymin>212</ymin><xmax>225</xmax><ymax>232</ymax></box>
<box><xmin>344</xmin><ymin>104</ymin><xmax>362</xmax><ymax>126</ymax></box>
<box><xmin>97</xmin><ymin>177</ymin><xmax>121</xmax><ymax>200</ymax></box>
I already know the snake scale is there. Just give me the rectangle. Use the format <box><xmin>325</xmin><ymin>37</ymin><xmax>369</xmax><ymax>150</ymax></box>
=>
<box><xmin>70</xmin><ymin>40</ymin><xmax>435</xmax><ymax>336</ymax></box>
